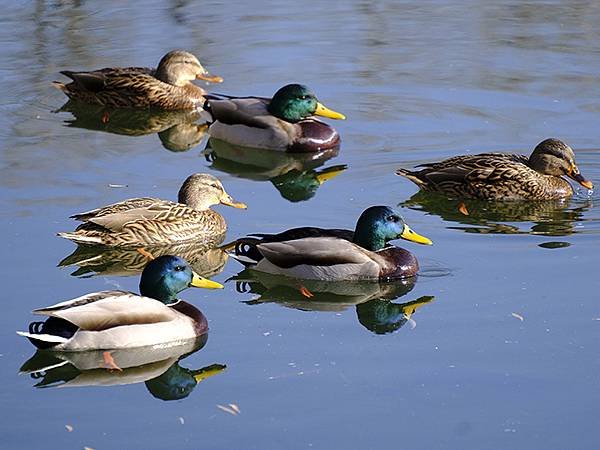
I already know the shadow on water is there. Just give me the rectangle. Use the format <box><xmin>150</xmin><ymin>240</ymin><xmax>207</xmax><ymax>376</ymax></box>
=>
<box><xmin>55</xmin><ymin>101</ymin><xmax>211</xmax><ymax>152</ymax></box>
<box><xmin>401</xmin><ymin>190</ymin><xmax>594</xmax><ymax>236</ymax></box>
<box><xmin>229</xmin><ymin>269</ymin><xmax>435</xmax><ymax>334</ymax></box>
<box><xmin>19</xmin><ymin>335</ymin><xmax>226</xmax><ymax>401</ymax></box>
<box><xmin>204</xmin><ymin>138</ymin><xmax>346</xmax><ymax>202</ymax></box>
<box><xmin>59</xmin><ymin>241</ymin><xmax>228</xmax><ymax>278</ymax></box>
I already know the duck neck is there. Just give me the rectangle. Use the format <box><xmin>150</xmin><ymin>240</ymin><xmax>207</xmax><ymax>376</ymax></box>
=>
<box><xmin>139</xmin><ymin>278</ymin><xmax>179</xmax><ymax>305</ymax></box>
<box><xmin>353</xmin><ymin>227</ymin><xmax>386</xmax><ymax>251</ymax></box>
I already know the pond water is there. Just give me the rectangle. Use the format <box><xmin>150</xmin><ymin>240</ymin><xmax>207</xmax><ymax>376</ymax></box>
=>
<box><xmin>1</xmin><ymin>1</ymin><xmax>599</xmax><ymax>449</ymax></box>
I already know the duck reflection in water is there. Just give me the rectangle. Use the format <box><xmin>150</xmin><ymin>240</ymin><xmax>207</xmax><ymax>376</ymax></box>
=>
<box><xmin>20</xmin><ymin>335</ymin><xmax>226</xmax><ymax>401</ymax></box>
<box><xmin>401</xmin><ymin>190</ymin><xmax>592</xmax><ymax>236</ymax></box>
<box><xmin>204</xmin><ymin>139</ymin><xmax>346</xmax><ymax>202</ymax></box>
<box><xmin>59</xmin><ymin>242</ymin><xmax>228</xmax><ymax>279</ymax></box>
<box><xmin>230</xmin><ymin>269</ymin><xmax>434</xmax><ymax>334</ymax></box>
<box><xmin>56</xmin><ymin>100</ymin><xmax>210</xmax><ymax>152</ymax></box>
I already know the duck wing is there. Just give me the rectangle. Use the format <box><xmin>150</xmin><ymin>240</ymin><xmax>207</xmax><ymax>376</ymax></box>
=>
<box><xmin>257</xmin><ymin>237</ymin><xmax>376</xmax><ymax>268</ymax></box>
<box><xmin>71</xmin><ymin>197</ymin><xmax>161</xmax><ymax>221</ymax></box>
<box><xmin>61</xmin><ymin>67</ymin><xmax>155</xmax><ymax>93</ymax></box>
<box><xmin>31</xmin><ymin>291</ymin><xmax>179</xmax><ymax>331</ymax></box>
<box><xmin>234</xmin><ymin>227</ymin><xmax>354</xmax><ymax>264</ymax></box>
<box><xmin>412</xmin><ymin>153</ymin><xmax>532</xmax><ymax>185</ymax></box>
<box><xmin>205</xmin><ymin>96</ymin><xmax>273</xmax><ymax>129</ymax></box>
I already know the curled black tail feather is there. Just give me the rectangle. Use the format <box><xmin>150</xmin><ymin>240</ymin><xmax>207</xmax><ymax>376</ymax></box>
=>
<box><xmin>233</xmin><ymin>237</ymin><xmax>264</xmax><ymax>264</ymax></box>
<box><xmin>25</xmin><ymin>317</ymin><xmax>79</xmax><ymax>350</ymax></box>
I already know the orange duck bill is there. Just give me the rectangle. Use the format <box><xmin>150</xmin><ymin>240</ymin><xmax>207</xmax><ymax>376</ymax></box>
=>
<box><xmin>568</xmin><ymin>168</ymin><xmax>594</xmax><ymax>190</ymax></box>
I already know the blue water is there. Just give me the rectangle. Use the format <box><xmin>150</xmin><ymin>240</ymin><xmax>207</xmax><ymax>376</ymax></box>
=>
<box><xmin>1</xmin><ymin>1</ymin><xmax>599</xmax><ymax>449</ymax></box>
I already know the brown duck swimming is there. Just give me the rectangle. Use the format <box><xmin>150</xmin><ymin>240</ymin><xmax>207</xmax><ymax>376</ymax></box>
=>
<box><xmin>205</xmin><ymin>84</ymin><xmax>345</xmax><ymax>152</ymax></box>
<box><xmin>396</xmin><ymin>138</ymin><xmax>593</xmax><ymax>200</ymax></box>
<box><xmin>53</xmin><ymin>50</ymin><xmax>223</xmax><ymax>110</ymax></box>
<box><xmin>231</xmin><ymin>206</ymin><xmax>432</xmax><ymax>281</ymax></box>
<box><xmin>58</xmin><ymin>173</ymin><xmax>246</xmax><ymax>247</ymax></box>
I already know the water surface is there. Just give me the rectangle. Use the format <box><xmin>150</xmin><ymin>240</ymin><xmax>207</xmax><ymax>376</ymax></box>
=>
<box><xmin>1</xmin><ymin>1</ymin><xmax>599</xmax><ymax>449</ymax></box>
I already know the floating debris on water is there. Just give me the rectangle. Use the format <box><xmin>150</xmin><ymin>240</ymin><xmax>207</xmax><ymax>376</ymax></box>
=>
<box><xmin>511</xmin><ymin>312</ymin><xmax>524</xmax><ymax>322</ymax></box>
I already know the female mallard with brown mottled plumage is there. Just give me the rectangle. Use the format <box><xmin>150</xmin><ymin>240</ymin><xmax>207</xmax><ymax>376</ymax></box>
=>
<box><xmin>58</xmin><ymin>173</ymin><xmax>246</xmax><ymax>247</ymax></box>
<box><xmin>231</xmin><ymin>206</ymin><xmax>432</xmax><ymax>281</ymax></box>
<box><xmin>53</xmin><ymin>50</ymin><xmax>223</xmax><ymax>110</ymax></box>
<box><xmin>205</xmin><ymin>84</ymin><xmax>345</xmax><ymax>152</ymax></box>
<box><xmin>396</xmin><ymin>138</ymin><xmax>593</xmax><ymax>200</ymax></box>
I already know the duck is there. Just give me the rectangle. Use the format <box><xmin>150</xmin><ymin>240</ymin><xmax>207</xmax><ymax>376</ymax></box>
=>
<box><xmin>58</xmin><ymin>173</ymin><xmax>247</xmax><ymax>247</ymax></box>
<box><xmin>231</xmin><ymin>206</ymin><xmax>432</xmax><ymax>281</ymax></box>
<box><xmin>396</xmin><ymin>138</ymin><xmax>594</xmax><ymax>200</ymax></box>
<box><xmin>53</xmin><ymin>50</ymin><xmax>223</xmax><ymax>110</ymax></box>
<box><xmin>17</xmin><ymin>255</ymin><xmax>223</xmax><ymax>351</ymax></box>
<box><xmin>204</xmin><ymin>83</ymin><xmax>345</xmax><ymax>152</ymax></box>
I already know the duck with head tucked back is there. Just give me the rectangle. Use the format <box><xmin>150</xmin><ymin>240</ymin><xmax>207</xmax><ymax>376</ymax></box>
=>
<box><xmin>58</xmin><ymin>173</ymin><xmax>247</xmax><ymax>247</ymax></box>
<box><xmin>53</xmin><ymin>50</ymin><xmax>223</xmax><ymax>110</ymax></box>
<box><xmin>396</xmin><ymin>138</ymin><xmax>593</xmax><ymax>200</ymax></box>
<box><xmin>17</xmin><ymin>255</ymin><xmax>223</xmax><ymax>351</ymax></box>
<box><xmin>231</xmin><ymin>206</ymin><xmax>432</xmax><ymax>281</ymax></box>
<box><xmin>205</xmin><ymin>83</ymin><xmax>345</xmax><ymax>152</ymax></box>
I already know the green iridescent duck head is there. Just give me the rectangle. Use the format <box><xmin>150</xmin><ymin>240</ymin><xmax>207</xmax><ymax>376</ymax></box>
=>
<box><xmin>353</xmin><ymin>206</ymin><xmax>432</xmax><ymax>251</ymax></box>
<box><xmin>267</xmin><ymin>84</ymin><xmax>346</xmax><ymax>123</ymax></box>
<box><xmin>139</xmin><ymin>255</ymin><xmax>222</xmax><ymax>305</ymax></box>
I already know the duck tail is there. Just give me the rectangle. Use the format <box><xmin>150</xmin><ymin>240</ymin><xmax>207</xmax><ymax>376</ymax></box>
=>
<box><xmin>395</xmin><ymin>168</ymin><xmax>427</xmax><ymax>187</ymax></box>
<box><xmin>17</xmin><ymin>331</ymin><xmax>67</xmax><ymax>349</ymax></box>
<box><xmin>227</xmin><ymin>237</ymin><xmax>263</xmax><ymax>266</ymax></box>
<box><xmin>57</xmin><ymin>231</ymin><xmax>103</xmax><ymax>245</ymax></box>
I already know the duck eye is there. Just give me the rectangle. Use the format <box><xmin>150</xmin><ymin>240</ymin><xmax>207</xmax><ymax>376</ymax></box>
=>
<box><xmin>387</xmin><ymin>215</ymin><xmax>399</xmax><ymax>222</ymax></box>
<box><xmin>174</xmin><ymin>265</ymin><xmax>185</xmax><ymax>272</ymax></box>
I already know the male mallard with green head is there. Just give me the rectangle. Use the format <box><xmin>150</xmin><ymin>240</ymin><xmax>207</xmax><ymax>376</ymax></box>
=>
<box><xmin>17</xmin><ymin>256</ymin><xmax>222</xmax><ymax>351</ymax></box>
<box><xmin>205</xmin><ymin>83</ymin><xmax>345</xmax><ymax>152</ymax></box>
<box><xmin>396</xmin><ymin>138</ymin><xmax>593</xmax><ymax>200</ymax></box>
<box><xmin>231</xmin><ymin>206</ymin><xmax>432</xmax><ymax>281</ymax></box>
<box><xmin>54</xmin><ymin>50</ymin><xmax>223</xmax><ymax>110</ymax></box>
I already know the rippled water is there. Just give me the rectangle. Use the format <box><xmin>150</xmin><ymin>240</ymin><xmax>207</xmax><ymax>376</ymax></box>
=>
<box><xmin>1</xmin><ymin>1</ymin><xmax>599</xmax><ymax>449</ymax></box>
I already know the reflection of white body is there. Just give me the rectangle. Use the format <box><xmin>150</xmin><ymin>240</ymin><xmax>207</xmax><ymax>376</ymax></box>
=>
<box><xmin>20</xmin><ymin>338</ymin><xmax>204</xmax><ymax>388</ymax></box>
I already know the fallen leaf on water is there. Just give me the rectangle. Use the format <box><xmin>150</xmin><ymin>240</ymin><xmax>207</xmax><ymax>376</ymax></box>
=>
<box><xmin>108</xmin><ymin>184</ymin><xmax>128</xmax><ymax>188</ymax></box>
<box><xmin>299</xmin><ymin>286</ymin><xmax>314</xmax><ymax>298</ymax></box>
<box><xmin>458</xmin><ymin>202</ymin><xmax>469</xmax><ymax>216</ymax></box>
<box><xmin>228</xmin><ymin>404</ymin><xmax>241</xmax><ymax>414</ymax></box>
<box><xmin>65</xmin><ymin>424</ymin><xmax>73</xmax><ymax>432</ymax></box>
<box><xmin>511</xmin><ymin>312</ymin><xmax>524</xmax><ymax>322</ymax></box>
<box><xmin>217</xmin><ymin>404</ymin><xmax>239</xmax><ymax>416</ymax></box>
<box><xmin>178</xmin><ymin>417</ymin><xmax>185</xmax><ymax>425</ymax></box>
<box><xmin>84</xmin><ymin>447</ymin><xmax>95</xmax><ymax>450</ymax></box>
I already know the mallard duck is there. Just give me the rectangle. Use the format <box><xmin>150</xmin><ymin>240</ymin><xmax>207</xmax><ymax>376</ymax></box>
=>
<box><xmin>396</xmin><ymin>138</ymin><xmax>594</xmax><ymax>200</ymax></box>
<box><xmin>205</xmin><ymin>84</ymin><xmax>345</xmax><ymax>152</ymax></box>
<box><xmin>53</xmin><ymin>50</ymin><xmax>223</xmax><ymax>110</ymax></box>
<box><xmin>17</xmin><ymin>255</ymin><xmax>223</xmax><ymax>351</ymax></box>
<box><xmin>58</xmin><ymin>173</ymin><xmax>246</xmax><ymax>247</ymax></box>
<box><xmin>231</xmin><ymin>206</ymin><xmax>432</xmax><ymax>281</ymax></box>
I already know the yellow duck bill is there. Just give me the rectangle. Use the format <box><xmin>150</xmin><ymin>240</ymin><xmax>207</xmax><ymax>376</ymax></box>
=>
<box><xmin>314</xmin><ymin>102</ymin><xmax>346</xmax><ymax>120</ymax></box>
<box><xmin>400</xmin><ymin>224</ymin><xmax>433</xmax><ymax>245</ymax></box>
<box><xmin>190</xmin><ymin>272</ymin><xmax>223</xmax><ymax>289</ymax></box>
